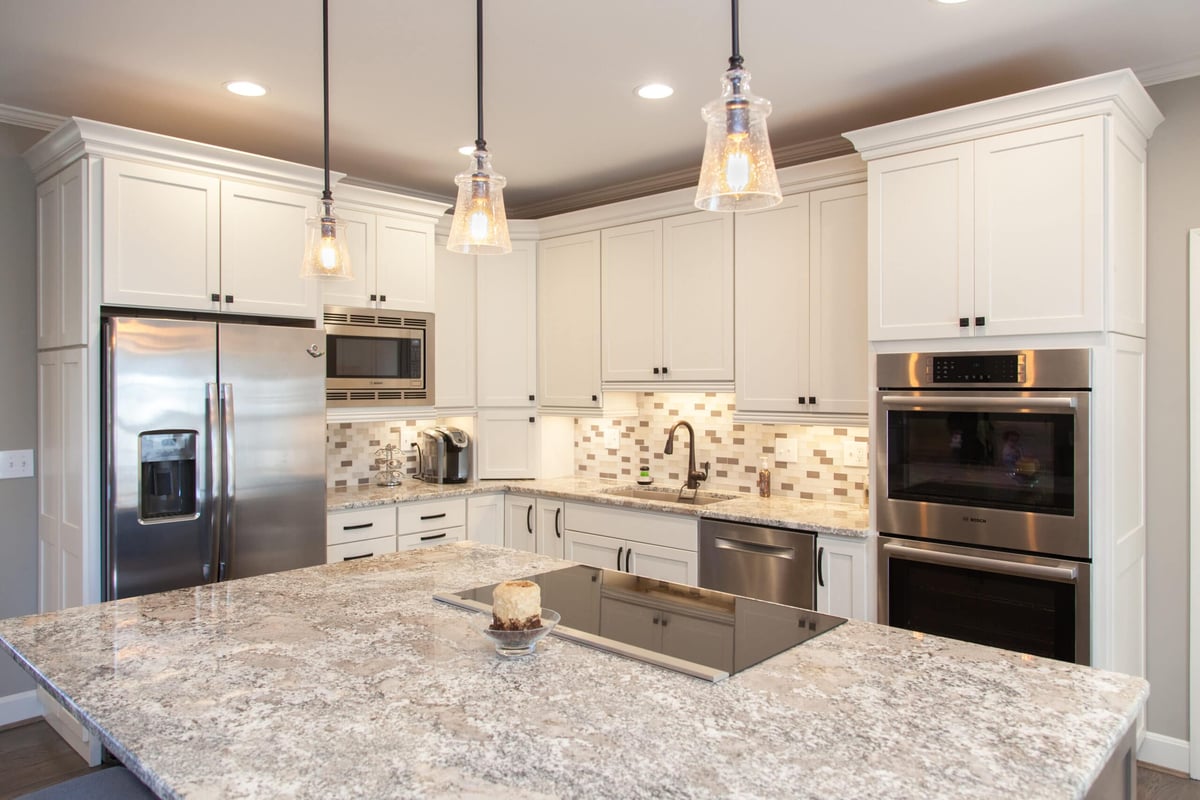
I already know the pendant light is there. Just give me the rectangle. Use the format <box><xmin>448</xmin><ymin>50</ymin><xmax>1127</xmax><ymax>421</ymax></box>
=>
<box><xmin>694</xmin><ymin>0</ymin><xmax>783</xmax><ymax>212</ymax></box>
<box><xmin>447</xmin><ymin>0</ymin><xmax>512</xmax><ymax>254</ymax></box>
<box><xmin>301</xmin><ymin>0</ymin><xmax>353</xmax><ymax>279</ymax></box>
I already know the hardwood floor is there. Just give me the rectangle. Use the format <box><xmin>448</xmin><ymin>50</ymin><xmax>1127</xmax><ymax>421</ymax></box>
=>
<box><xmin>0</xmin><ymin>718</ymin><xmax>1196</xmax><ymax>798</ymax></box>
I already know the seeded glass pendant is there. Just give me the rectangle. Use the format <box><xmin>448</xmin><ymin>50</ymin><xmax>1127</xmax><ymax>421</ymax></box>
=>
<box><xmin>301</xmin><ymin>0</ymin><xmax>352</xmax><ymax>279</ymax></box>
<box><xmin>447</xmin><ymin>0</ymin><xmax>512</xmax><ymax>254</ymax></box>
<box><xmin>694</xmin><ymin>0</ymin><xmax>782</xmax><ymax>212</ymax></box>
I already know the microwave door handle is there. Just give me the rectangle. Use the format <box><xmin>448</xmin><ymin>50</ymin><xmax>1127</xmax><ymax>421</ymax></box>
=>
<box><xmin>880</xmin><ymin>395</ymin><xmax>1077</xmax><ymax>410</ymax></box>
<box><xmin>882</xmin><ymin>542</ymin><xmax>1078</xmax><ymax>583</ymax></box>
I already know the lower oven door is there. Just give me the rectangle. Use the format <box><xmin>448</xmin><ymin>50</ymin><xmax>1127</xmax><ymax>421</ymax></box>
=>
<box><xmin>878</xmin><ymin>536</ymin><xmax>1090</xmax><ymax>665</ymax></box>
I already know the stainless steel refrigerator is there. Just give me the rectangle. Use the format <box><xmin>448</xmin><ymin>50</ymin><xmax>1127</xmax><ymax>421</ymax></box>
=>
<box><xmin>103</xmin><ymin>316</ymin><xmax>327</xmax><ymax>600</ymax></box>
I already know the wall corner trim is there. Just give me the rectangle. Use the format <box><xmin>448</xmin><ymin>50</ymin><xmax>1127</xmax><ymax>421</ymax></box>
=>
<box><xmin>0</xmin><ymin>689</ymin><xmax>41</xmax><ymax>728</ymax></box>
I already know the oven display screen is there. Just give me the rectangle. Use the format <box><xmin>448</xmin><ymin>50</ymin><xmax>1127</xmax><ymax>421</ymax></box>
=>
<box><xmin>886</xmin><ymin>408</ymin><xmax>1074</xmax><ymax>516</ymax></box>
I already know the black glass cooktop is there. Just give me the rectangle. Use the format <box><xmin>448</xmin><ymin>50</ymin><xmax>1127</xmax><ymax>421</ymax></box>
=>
<box><xmin>434</xmin><ymin>565</ymin><xmax>845</xmax><ymax>682</ymax></box>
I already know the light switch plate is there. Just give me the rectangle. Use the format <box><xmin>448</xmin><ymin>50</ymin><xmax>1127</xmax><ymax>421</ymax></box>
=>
<box><xmin>604</xmin><ymin>428</ymin><xmax>620</xmax><ymax>450</ymax></box>
<box><xmin>775</xmin><ymin>437</ymin><xmax>798</xmax><ymax>462</ymax></box>
<box><xmin>843</xmin><ymin>441</ymin><xmax>869</xmax><ymax>468</ymax></box>
<box><xmin>0</xmin><ymin>449</ymin><xmax>34</xmax><ymax>479</ymax></box>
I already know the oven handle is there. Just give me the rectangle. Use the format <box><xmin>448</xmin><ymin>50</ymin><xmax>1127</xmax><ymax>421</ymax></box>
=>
<box><xmin>880</xmin><ymin>395</ymin><xmax>1077</xmax><ymax>410</ymax></box>
<box><xmin>882</xmin><ymin>542</ymin><xmax>1078</xmax><ymax>583</ymax></box>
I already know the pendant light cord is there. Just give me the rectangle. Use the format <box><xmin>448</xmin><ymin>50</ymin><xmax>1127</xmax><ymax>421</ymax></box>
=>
<box><xmin>322</xmin><ymin>0</ymin><xmax>332</xmax><ymax>201</ymax></box>
<box><xmin>728</xmin><ymin>0</ymin><xmax>743</xmax><ymax>70</ymax></box>
<box><xmin>475</xmin><ymin>0</ymin><xmax>486</xmax><ymax>150</ymax></box>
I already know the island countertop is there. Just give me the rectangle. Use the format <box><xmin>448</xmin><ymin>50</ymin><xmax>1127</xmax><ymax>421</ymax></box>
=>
<box><xmin>0</xmin><ymin>543</ymin><xmax>1144</xmax><ymax>799</ymax></box>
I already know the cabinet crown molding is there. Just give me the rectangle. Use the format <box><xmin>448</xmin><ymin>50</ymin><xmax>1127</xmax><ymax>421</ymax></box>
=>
<box><xmin>333</xmin><ymin>182</ymin><xmax>450</xmax><ymax>220</ymax></box>
<box><xmin>25</xmin><ymin>117</ymin><xmax>338</xmax><ymax>190</ymax></box>
<box><xmin>844</xmin><ymin>68</ymin><xmax>1165</xmax><ymax>160</ymax></box>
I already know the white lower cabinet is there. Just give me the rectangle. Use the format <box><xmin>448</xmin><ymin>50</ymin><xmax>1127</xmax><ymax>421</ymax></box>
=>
<box><xmin>326</xmin><ymin>506</ymin><xmax>398</xmax><ymax>564</ymax></box>
<box><xmin>397</xmin><ymin>498</ymin><xmax>466</xmax><ymax>551</ymax></box>
<box><xmin>466</xmin><ymin>493</ymin><xmax>504</xmax><ymax>546</ymax></box>
<box><xmin>328</xmin><ymin>536</ymin><xmax>397</xmax><ymax>563</ymax></box>
<box><xmin>398</xmin><ymin>527</ymin><xmax>465</xmax><ymax>550</ymax></box>
<box><xmin>563</xmin><ymin>502</ymin><xmax>698</xmax><ymax>585</ymax></box>
<box><xmin>504</xmin><ymin>495</ymin><xmax>537</xmax><ymax>553</ymax></box>
<box><xmin>536</xmin><ymin>499</ymin><xmax>565</xmax><ymax>560</ymax></box>
<box><xmin>815</xmin><ymin>535</ymin><xmax>871</xmax><ymax>621</ymax></box>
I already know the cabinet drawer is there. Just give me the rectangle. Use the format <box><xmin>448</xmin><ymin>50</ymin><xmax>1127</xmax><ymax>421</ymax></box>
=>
<box><xmin>565</xmin><ymin>502</ymin><xmax>698</xmax><ymax>552</ymax></box>
<box><xmin>327</xmin><ymin>535</ymin><xmax>396</xmax><ymax>564</ymax></box>
<box><xmin>397</xmin><ymin>498</ymin><xmax>466</xmax><ymax>533</ymax></box>
<box><xmin>398</xmin><ymin>526</ymin><xmax>466</xmax><ymax>550</ymax></box>
<box><xmin>327</xmin><ymin>506</ymin><xmax>398</xmax><ymax>546</ymax></box>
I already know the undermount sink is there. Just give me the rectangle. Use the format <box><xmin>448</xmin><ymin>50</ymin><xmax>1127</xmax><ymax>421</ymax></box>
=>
<box><xmin>603</xmin><ymin>486</ymin><xmax>737</xmax><ymax>506</ymax></box>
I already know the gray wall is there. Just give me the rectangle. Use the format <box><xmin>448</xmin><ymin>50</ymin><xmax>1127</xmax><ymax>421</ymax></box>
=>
<box><xmin>0</xmin><ymin>147</ymin><xmax>38</xmax><ymax>698</ymax></box>
<box><xmin>1145</xmin><ymin>74</ymin><xmax>1200</xmax><ymax>742</ymax></box>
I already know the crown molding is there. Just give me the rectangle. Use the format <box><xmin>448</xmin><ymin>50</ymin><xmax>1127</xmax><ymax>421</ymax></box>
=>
<box><xmin>1136</xmin><ymin>55</ymin><xmax>1200</xmax><ymax>87</ymax></box>
<box><xmin>337</xmin><ymin>176</ymin><xmax>453</xmax><ymax>212</ymax></box>
<box><xmin>0</xmin><ymin>104</ymin><xmax>65</xmax><ymax>132</ymax></box>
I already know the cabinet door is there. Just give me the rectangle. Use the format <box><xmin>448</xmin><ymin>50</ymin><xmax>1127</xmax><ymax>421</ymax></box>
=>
<box><xmin>735</xmin><ymin>195</ymin><xmax>810</xmax><ymax>414</ymax></box>
<box><xmin>601</xmin><ymin>220</ymin><xmax>662</xmax><ymax>381</ymax></box>
<box><xmin>660</xmin><ymin>612</ymin><xmax>734</xmax><ymax>674</ymax></box>
<box><xmin>662</xmin><ymin>212</ymin><xmax>734</xmax><ymax>381</ymax></box>
<box><xmin>816</xmin><ymin>536</ymin><xmax>870</xmax><ymax>620</ymax></box>
<box><xmin>434</xmin><ymin>246</ymin><xmax>477</xmax><ymax>408</ymax></box>
<box><xmin>538</xmin><ymin>232</ymin><xmax>601</xmax><ymax>409</ymax></box>
<box><xmin>868</xmin><ymin>143</ymin><xmax>973</xmax><ymax>341</ymax></box>
<box><xmin>536</xmin><ymin>499</ymin><xmax>565</xmax><ymax>560</ymax></box>
<box><xmin>376</xmin><ymin>215</ymin><xmax>436</xmax><ymax>312</ymax></box>
<box><xmin>476</xmin><ymin>410</ymin><xmax>539</xmax><ymax>479</ymax></box>
<box><xmin>477</xmin><ymin>241</ymin><xmax>537</xmax><ymax>406</ymax></box>
<box><xmin>809</xmin><ymin>183</ymin><xmax>868</xmax><ymax>415</ymax></box>
<box><xmin>466</xmin><ymin>494</ymin><xmax>504</xmax><ymax>546</ymax></box>
<box><xmin>220</xmin><ymin>180</ymin><xmax>317</xmax><ymax>318</ymax></box>
<box><xmin>102</xmin><ymin>158</ymin><xmax>220</xmax><ymax>311</ymax></box>
<box><xmin>565</xmin><ymin>529</ymin><xmax>625</xmax><ymax>572</ymax></box>
<box><xmin>320</xmin><ymin>207</ymin><xmax>375</xmax><ymax>309</ymax></box>
<box><xmin>627</xmin><ymin>540</ymin><xmax>697</xmax><ymax>586</ymax></box>
<box><xmin>973</xmin><ymin>117</ymin><xmax>1103</xmax><ymax>336</ymax></box>
<box><xmin>503</xmin><ymin>495</ymin><xmax>537</xmax><ymax>552</ymax></box>
<box><xmin>37</xmin><ymin>161</ymin><xmax>88</xmax><ymax>349</ymax></box>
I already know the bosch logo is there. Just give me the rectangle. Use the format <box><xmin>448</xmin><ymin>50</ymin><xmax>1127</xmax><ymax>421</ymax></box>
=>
<box><xmin>962</xmin><ymin>515</ymin><xmax>987</xmax><ymax>524</ymax></box>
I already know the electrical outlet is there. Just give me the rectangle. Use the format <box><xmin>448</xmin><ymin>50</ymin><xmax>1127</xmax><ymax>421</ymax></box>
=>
<box><xmin>775</xmin><ymin>437</ymin><xmax>798</xmax><ymax>462</ymax></box>
<box><xmin>399</xmin><ymin>430</ymin><xmax>417</xmax><ymax>452</ymax></box>
<box><xmin>843</xmin><ymin>440</ymin><xmax>869</xmax><ymax>468</ymax></box>
<box><xmin>604</xmin><ymin>428</ymin><xmax>620</xmax><ymax>450</ymax></box>
<box><xmin>0</xmin><ymin>449</ymin><xmax>34</xmax><ymax>479</ymax></box>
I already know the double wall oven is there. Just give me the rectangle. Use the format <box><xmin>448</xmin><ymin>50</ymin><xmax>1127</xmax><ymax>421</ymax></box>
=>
<box><xmin>876</xmin><ymin>349</ymin><xmax>1092</xmax><ymax>664</ymax></box>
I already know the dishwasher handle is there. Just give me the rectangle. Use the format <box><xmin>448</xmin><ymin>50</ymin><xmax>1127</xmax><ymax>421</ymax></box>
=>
<box><xmin>712</xmin><ymin>537</ymin><xmax>795</xmax><ymax>560</ymax></box>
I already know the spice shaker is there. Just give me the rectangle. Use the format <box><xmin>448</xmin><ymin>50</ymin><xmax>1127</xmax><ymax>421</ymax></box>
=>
<box><xmin>757</xmin><ymin>457</ymin><xmax>771</xmax><ymax>498</ymax></box>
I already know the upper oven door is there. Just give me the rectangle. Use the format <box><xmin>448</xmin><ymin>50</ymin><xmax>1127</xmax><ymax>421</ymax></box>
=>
<box><xmin>876</xmin><ymin>389</ymin><xmax>1090</xmax><ymax>559</ymax></box>
<box><xmin>325</xmin><ymin>323</ymin><xmax>425</xmax><ymax>389</ymax></box>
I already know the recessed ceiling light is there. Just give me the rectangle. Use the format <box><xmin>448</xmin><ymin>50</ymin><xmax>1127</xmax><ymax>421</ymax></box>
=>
<box><xmin>635</xmin><ymin>83</ymin><xmax>675</xmax><ymax>100</ymax></box>
<box><xmin>931</xmin><ymin>0</ymin><xmax>970</xmax><ymax>4</ymax></box>
<box><xmin>224</xmin><ymin>80</ymin><xmax>267</xmax><ymax>97</ymax></box>
<box><xmin>458</xmin><ymin>144</ymin><xmax>476</xmax><ymax>155</ymax></box>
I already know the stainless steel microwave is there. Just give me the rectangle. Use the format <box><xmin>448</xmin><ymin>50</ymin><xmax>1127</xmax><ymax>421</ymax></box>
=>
<box><xmin>323</xmin><ymin>305</ymin><xmax>434</xmax><ymax>407</ymax></box>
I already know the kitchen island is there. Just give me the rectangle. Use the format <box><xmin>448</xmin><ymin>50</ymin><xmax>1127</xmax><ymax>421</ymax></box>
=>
<box><xmin>0</xmin><ymin>543</ymin><xmax>1143</xmax><ymax>799</ymax></box>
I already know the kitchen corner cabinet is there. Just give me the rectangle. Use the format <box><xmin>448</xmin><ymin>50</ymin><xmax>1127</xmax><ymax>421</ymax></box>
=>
<box><xmin>503</xmin><ymin>496</ymin><xmax>564</xmax><ymax>559</ymax></box>
<box><xmin>477</xmin><ymin>241</ymin><xmax>537</xmax><ymax>406</ymax></box>
<box><xmin>563</xmin><ymin>502</ymin><xmax>698</xmax><ymax>585</ymax></box>
<box><xmin>36</xmin><ymin>159</ymin><xmax>87</xmax><ymax>349</ymax></box>
<box><xmin>434</xmin><ymin>244</ymin><xmax>477</xmax><ymax>408</ymax></box>
<box><xmin>537</xmin><ymin>231</ymin><xmax>602</xmax><ymax>410</ymax></box>
<box><xmin>601</xmin><ymin>212</ymin><xmax>733</xmax><ymax>384</ymax></box>
<box><xmin>815</xmin><ymin>535</ymin><xmax>871</xmax><ymax>621</ymax></box>
<box><xmin>735</xmin><ymin>182</ymin><xmax>867</xmax><ymax>419</ymax></box>
<box><xmin>322</xmin><ymin>210</ymin><xmax>437</xmax><ymax>313</ymax></box>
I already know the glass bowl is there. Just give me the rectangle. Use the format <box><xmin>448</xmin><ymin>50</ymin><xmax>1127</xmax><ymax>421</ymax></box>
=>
<box><xmin>480</xmin><ymin>609</ymin><xmax>560</xmax><ymax>657</ymax></box>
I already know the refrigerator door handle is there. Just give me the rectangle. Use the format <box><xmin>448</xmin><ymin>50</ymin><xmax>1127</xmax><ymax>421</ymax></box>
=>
<box><xmin>205</xmin><ymin>382</ymin><xmax>222</xmax><ymax>583</ymax></box>
<box><xmin>219</xmin><ymin>383</ymin><xmax>236</xmax><ymax>582</ymax></box>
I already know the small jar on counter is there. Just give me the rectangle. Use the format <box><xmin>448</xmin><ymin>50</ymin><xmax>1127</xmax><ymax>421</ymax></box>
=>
<box><xmin>757</xmin><ymin>457</ymin><xmax>771</xmax><ymax>498</ymax></box>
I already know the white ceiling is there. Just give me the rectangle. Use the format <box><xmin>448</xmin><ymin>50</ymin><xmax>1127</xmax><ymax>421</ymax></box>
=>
<box><xmin>1</xmin><ymin>0</ymin><xmax>1197</xmax><ymax>217</ymax></box>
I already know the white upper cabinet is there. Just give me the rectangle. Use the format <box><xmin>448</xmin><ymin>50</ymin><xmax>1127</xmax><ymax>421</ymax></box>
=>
<box><xmin>845</xmin><ymin>69</ymin><xmax>1164</xmax><ymax>342</ymax></box>
<box><xmin>477</xmin><ymin>240</ymin><xmax>537</xmax><ymax>407</ymax></box>
<box><xmin>538</xmin><ymin>231</ymin><xmax>601</xmax><ymax>410</ymax></box>
<box><xmin>37</xmin><ymin>159</ymin><xmax>88</xmax><ymax>349</ymax></box>
<box><xmin>220</xmin><ymin>180</ymin><xmax>318</xmax><ymax>318</ymax></box>
<box><xmin>101</xmin><ymin>158</ymin><xmax>221</xmax><ymax>313</ymax></box>
<box><xmin>735</xmin><ymin>180</ymin><xmax>868</xmax><ymax>419</ymax></box>
<box><xmin>434</xmin><ymin>244</ymin><xmax>477</xmax><ymax>409</ymax></box>
<box><xmin>601</xmin><ymin>212</ymin><xmax>733</xmax><ymax>384</ymax></box>
<box><xmin>375</xmin><ymin>215</ymin><xmax>436</xmax><ymax>312</ymax></box>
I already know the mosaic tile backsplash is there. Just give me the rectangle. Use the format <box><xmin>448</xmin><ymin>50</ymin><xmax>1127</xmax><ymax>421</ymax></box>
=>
<box><xmin>575</xmin><ymin>393</ymin><xmax>868</xmax><ymax>506</ymax></box>
<box><xmin>327</xmin><ymin>393</ymin><xmax>868</xmax><ymax>506</ymax></box>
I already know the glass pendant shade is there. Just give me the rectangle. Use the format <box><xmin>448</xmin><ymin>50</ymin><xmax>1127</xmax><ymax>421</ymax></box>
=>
<box><xmin>301</xmin><ymin>200</ymin><xmax>353</xmax><ymax>279</ymax></box>
<box><xmin>695</xmin><ymin>68</ymin><xmax>782</xmax><ymax>212</ymax></box>
<box><xmin>447</xmin><ymin>148</ymin><xmax>512</xmax><ymax>255</ymax></box>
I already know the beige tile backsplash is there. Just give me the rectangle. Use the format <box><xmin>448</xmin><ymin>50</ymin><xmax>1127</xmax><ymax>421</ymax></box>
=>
<box><xmin>326</xmin><ymin>392</ymin><xmax>868</xmax><ymax>505</ymax></box>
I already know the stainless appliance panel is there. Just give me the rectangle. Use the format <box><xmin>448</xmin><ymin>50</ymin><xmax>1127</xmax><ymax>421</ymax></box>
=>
<box><xmin>698</xmin><ymin>520</ymin><xmax>815</xmax><ymax>610</ymax></box>
<box><xmin>878</xmin><ymin>535</ymin><xmax>1090</xmax><ymax>664</ymax></box>
<box><xmin>875</xmin><ymin>348</ymin><xmax>1092</xmax><ymax>390</ymax></box>
<box><xmin>323</xmin><ymin>305</ymin><xmax>434</xmax><ymax>407</ymax></box>
<box><xmin>105</xmin><ymin>317</ymin><xmax>217</xmax><ymax>599</ymax></box>
<box><xmin>217</xmin><ymin>323</ymin><xmax>327</xmax><ymax>580</ymax></box>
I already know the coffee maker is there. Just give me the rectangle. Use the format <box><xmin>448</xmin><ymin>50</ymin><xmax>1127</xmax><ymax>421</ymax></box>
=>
<box><xmin>416</xmin><ymin>427</ymin><xmax>471</xmax><ymax>483</ymax></box>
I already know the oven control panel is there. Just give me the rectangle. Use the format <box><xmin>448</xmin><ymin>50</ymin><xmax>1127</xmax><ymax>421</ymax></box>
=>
<box><xmin>931</xmin><ymin>353</ymin><xmax>1025</xmax><ymax>384</ymax></box>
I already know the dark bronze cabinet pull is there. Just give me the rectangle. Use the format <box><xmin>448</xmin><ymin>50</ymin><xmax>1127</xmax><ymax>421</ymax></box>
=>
<box><xmin>591</xmin><ymin>394</ymin><xmax>598</xmax><ymax>402</ymax></box>
<box><xmin>617</xmin><ymin>546</ymin><xmax>624</xmax><ymax>570</ymax></box>
<box><xmin>554</xmin><ymin>507</ymin><xmax>562</xmax><ymax>538</ymax></box>
<box><xmin>210</xmin><ymin>293</ymin><xmax>220</xmax><ymax>302</ymax></box>
<box><xmin>419</xmin><ymin>513</ymin><xmax>446</xmax><ymax>521</ymax></box>
<box><xmin>808</xmin><ymin>396</ymin><xmax>817</xmax><ymax>405</ymax></box>
<box><xmin>342</xmin><ymin>522</ymin><xmax>374</xmax><ymax>531</ymax></box>
<box><xmin>660</xmin><ymin>614</ymin><xmax>668</xmax><ymax>628</ymax></box>
<box><xmin>653</xmin><ymin>367</ymin><xmax>660</xmax><ymax>374</ymax></box>
<box><xmin>662</xmin><ymin>366</ymin><xmax>669</xmax><ymax>375</ymax></box>
<box><xmin>817</xmin><ymin>546</ymin><xmax>825</xmax><ymax>587</ymax></box>
<box><xmin>225</xmin><ymin>295</ymin><xmax>233</xmax><ymax>304</ymax></box>
<box><xmin>625</xmin><ymin>548</ymin><xmax>632</xmax><ymax>572</ymax></box>
<box><xmin>959</xmin><ymin>317</ymin><xmax>970</xmax><ymax>328</ymax></box>
<box><xmin>419</xmin><ymin>532</ymin><xmax>447</xmax><ymax>542</ymax></box>
<box><xmin>528</xmin><ymin>394</ymin><xmax>535</xmax><ymax>401</ymax></box>
<box><xmin>798</xmin><ymin>397</ymin><xmax>807</xmax><ymax>405</ymax></box>
<box><xmin>975</xmin><ymin>316</ymin><xmax>986</xmax><ymax>326</ymax></box>
<box><xmin>379</xmin><ymin>294</ymin><xmax>387</xmax><ymax>302</ymax></box>
<box><xmin>369</xmin><ymin>293</ymin><xmax>377</xmax><ymax>301</ymax></box>
<box><xmin>652</xmin><ymin>615</ymin><xmax>660</xmax><ymax>625</ymax></box>
<box><xmin>343</xmin><ymin>553</ymin><xmax>372</xmax><ymax>561</ymax></box>
<box><xmin>526</xmin><ymin>505</ymin><xmax>533</xmax><ymax>534</ymax></box>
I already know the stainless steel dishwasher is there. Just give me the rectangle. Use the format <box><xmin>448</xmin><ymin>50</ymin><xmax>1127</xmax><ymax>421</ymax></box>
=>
<box><xmin>699</xmin><ymin>519</ymin><xmax>816</xmax><ymax>609</ymax></box>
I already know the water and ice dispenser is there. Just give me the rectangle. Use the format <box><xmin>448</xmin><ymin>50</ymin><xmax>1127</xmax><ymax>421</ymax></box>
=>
<box><xmin>138</xmin><ymin>431</ymin><xmax>198</xmax><ymax>521</ymax></box>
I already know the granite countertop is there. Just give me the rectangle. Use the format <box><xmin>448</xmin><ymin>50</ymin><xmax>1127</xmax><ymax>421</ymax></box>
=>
<box><xmin>1</xmin><ymin>543</ymin><xmax>1144</xmax><ymax>800</ymax></box>
<box><xmin>328</xmin><ymin>477</ymin><xmax>870</xmax><ymax>538</ymax></box>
